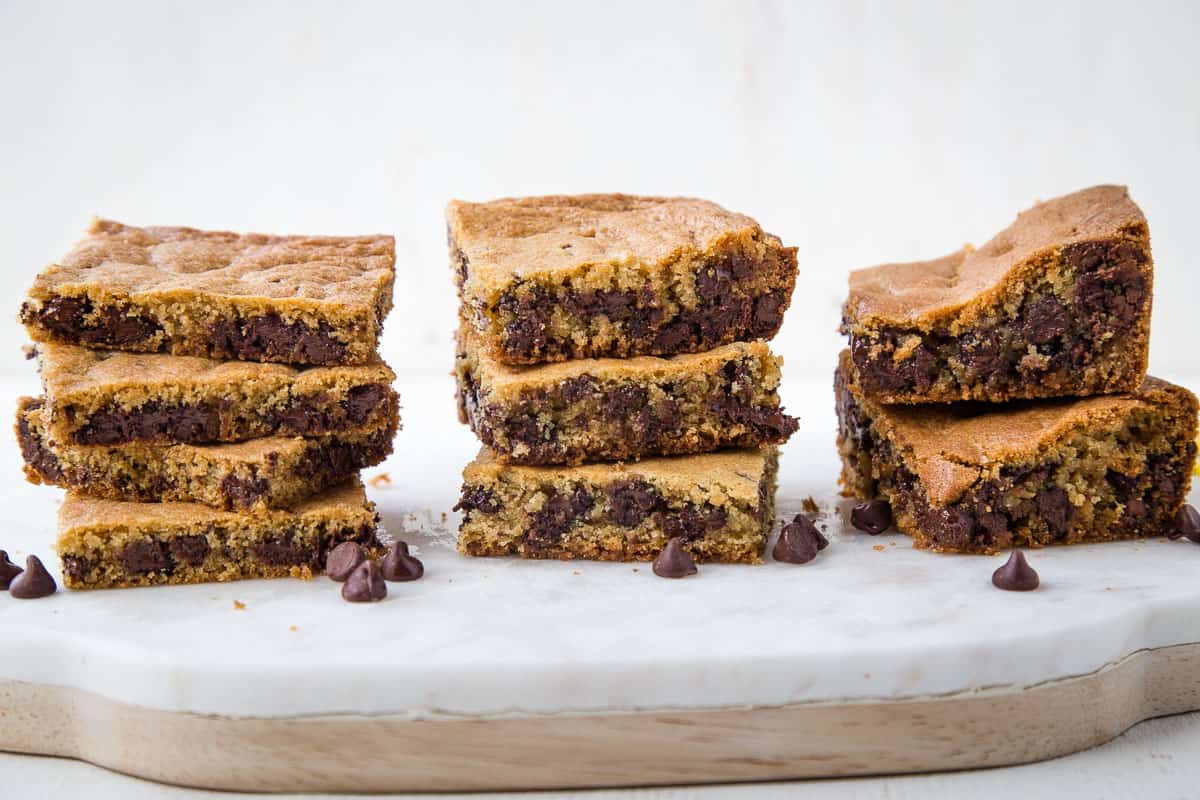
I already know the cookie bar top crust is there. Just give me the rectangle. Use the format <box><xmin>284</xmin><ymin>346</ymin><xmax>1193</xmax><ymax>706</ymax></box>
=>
<box><xmin>836</xmin><ymin>350</ymin><xmax>1199</xmax><ymax>553</ymax></box>
<box><xmin>448</xmin><ymin>194</ymin><xmax>798</xmax><ymax>364</ymax></box>
<box><xmin>456</xmin><ymin>325</ymin><xmax>797</xmax><ymax>464</ymax></box>
<box><xmin>56</xmin><ymin>480</ymin><xmax>381</xmax><ymax>589</ymax></box>
<box><xmin>845</xmin><ymin>185</ymin><xmax>1147</xmax><ymax>327</ymax></box>
<box><xmin>456</xmin><ymin>446</ymin><xmax>778</xmax><ymax>564</ymax></box>
<box><xmin>21</xmin><ymin>219</ymin><xmax>395</xmax><ymax>365</ymax></box>
<box><xmin>36</xmin><ymin>342</ymin><xmax>398</xmax><ymax>446</ymax></box>
<box><xmin>17</xmin><ymin>396</ymin><xmax>395</xmax><ymax>511</ymax></box>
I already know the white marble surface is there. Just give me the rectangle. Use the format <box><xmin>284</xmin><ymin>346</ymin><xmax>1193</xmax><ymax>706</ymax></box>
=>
<box><xmin>0</xmin><ymin>375</ymin><xmax>1197</xmax><ymax>719</ymax></box>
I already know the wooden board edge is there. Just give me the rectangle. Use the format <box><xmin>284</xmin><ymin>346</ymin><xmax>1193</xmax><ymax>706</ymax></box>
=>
<box><xmin>2</xmin><ymin>641</ymin><xmax>1198</xmax><ymax>792</ymax></box>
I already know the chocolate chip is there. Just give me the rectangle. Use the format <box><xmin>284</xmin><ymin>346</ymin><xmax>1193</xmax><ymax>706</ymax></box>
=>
<box><xmin>253</xmin><ymin>531</ymin><xmax>317</xmax><ymax>567</ymax></box>
<box><xmin>1175</xmin><ymin>504</ymin><xmax>1200</xmax><ymax>543</ymax></box>
<box><xmin>380</xmin><ymin>541</ymin><xmax>424</xmax><ymax>582</ymax></box>
<box><xmin>208</xmin><ymin>313</ymin><xmax>348</xmax><ymax>365</ymax></box>
<box><xmin>453</xmin><ymin>484</ymin><xmax>500</xmax><ymax>515</ymax></box>
<box><xmin>221</xmin><ymin>473</ymin><xmax>270</xmax><ymax>509</ymax></box>
<box><xmin>325</xmin><ymin>541</ymin><xmax>366</xmax><ymax>582</ymax></box>
<box><xmin>9</xmin><ymin>555</ymin><xmax>56</xmax><ymax>599</ymax></box>
<box><xmin>341</xmin><ymin>559</ymin><xmax>387</xmax><ymax>602</ymax></box>
<box><xmin>345</xmin><ymin>384</ymin><xmax>387</xmax><ymax>424</ymax></box>
<box><xmin>61</xmin><ymin>555</ymin><xmax>91</xmax><ymax>582</ymax></box>
<box><xmin>28</xmin><ymin>295</ymin><xmax>160</xmax><ymax>347</ymax></box>
<box><xmin>1022</xmin><ymin>296</ymin><xmax>1071</xmax><ymax>345</ymax></box>
<box><xmin>0</xmin><ymin>550</ymin><xmax>23</xmax><ymax>589</ymax></box>
<box><xmin>74</xmin><ymin>401</ymin><xmax>221</xmax><ymax>445</ymax></box>
<box><xmin>527</xmin><ymin>486</ymin><xmax>593</xmax><ymax>546</ymax></box>
<box><xmin>652</xmin><ymin>537</ymin><xmax>697</xmax><ymax>579</ymax></box>
<box><xmin>607</xmin><ymin>479</ymin><xmax>662</xmax><ymax>527</ymax></box>
<box><xmin>991</xmin><ymin>550</ymin><xmax>1039</xmax><ymax>591</ymax></box>
<box><xmin>773</xmin><ymin>516</ymin><xmax>826</xmax><ymax>564</ymax></box>
<box><xmin>168</xmin><ymin>535</ymin><xmax>211</xmax><ymax>567</ymax></box>
<box><xmin>1035</xmin><ymin>487</ymin><xmax>1073</xmax><ymax>537</ymax></box>
<box><xmin>121</xmin><ymin>539</ymin><xmax>170</xmax><ymax>574</ymax></box>
<box><xmin>16</xmin><ymin>414</ymin><xmax>64</xmax><ymax>483</ymax></box>
<box><xmin>850</xmin><ymin>500</ymin><xmax>892</xmax><ymax>534</ymax></box>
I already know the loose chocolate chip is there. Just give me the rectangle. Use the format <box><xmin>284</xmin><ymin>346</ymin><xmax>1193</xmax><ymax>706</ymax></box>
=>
<box><xmin>168</xmin><ymin>535</ymin><xmax>211</xmax><ymax>567</ymax></box>
<box><xmin>121</xmin><ymin>539</ymin><xmax>170</xmax><ymax>574</ymax></box>
<box><xmin>0</xmin><ymin>550</ymin><xmax>23</xmax><ymax>589</ymax></box>
<box><xmin>326</xmin><ymin>541</ymin><xmax>366</xmax><ymax>582</ymax></box>
<box><xmin>991</xmin><ymin>550</ymin><xmax>1039</xmax><ymax>591</ymax></box>
<box><xmin>1175</xmin><ymin>504</ymin><xmax>1200</xmax><ymax>543</ymax></box>
<box><xmin>773</xmin><ymin>516</ymin><xmax>826</xmax><ymax>564</ymax></box>
<box><xmin>652</xmin><ymin>537</ymin><xmax>697</xmax><ymax>579</ymax></box>
<box><xmin>342</xmin><ymin>559</ymin><xmax>387</xmax><ymax>602</ymax></box>
<box><xmin>9</xmin><ymin>555</ymin><xmax>57</xmax><ymax>598</ymax></box>
<box><xmin>850</xmin><ymin>500</ymin><xmax>892</xmax><ymax>535</ymax></box>
<box><xmin>380</xmin><ymin>541</ymin><xmax>424</xmax><ymax>582</ymax></box>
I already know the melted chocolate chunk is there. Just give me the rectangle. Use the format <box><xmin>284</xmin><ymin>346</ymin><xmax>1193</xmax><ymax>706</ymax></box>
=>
<box><xmin>922</xmin><ymin>507</ymin><xmax>976</xmax><ymax>550</ymax></box>
<box><xmin>221</xmin><ymin>473</ymin><xmax>270</xmax><ymax>509</ymax></box>
<box><xmin>652</xmin><ymin>537</ymin><xmax>698</xmax><ymax>579</ymax></box>
<box><xmin>0</xmin><ymin>550</ymin><xmax>23</xmax><ymax>589</ymax></box>
<box><xmin>74</xmin><ymin>401</ymin><xmax>221</xmax><ymax>445</ymax></box>
<box><xmin>346</xmin><ymin>384</ymin><xmax>387</xmax><ymax>424</ymax></box>
<box><xmin>168</xmin><ymin>535</ymin><xmax>211</xmax><ymax>567</ymax></box>
<box><xmin>27</xmin><ymin>295</ymin><xmax>160</xmax><ymax>347</ymax></box>
<box><xmin>253</xmin><ymin>531</ymin><xmax>317</xmax><ymax>567</ymax></box>
<box><xmin>380</xmin><ymin>541</ymin><xmax>424</xmax><ymax>582</ymax></box>
<box><xmin>325</xmin><ymin>541</ymin><xmax>366</xmax><ymax>582</ymax></box>
<box><xmin>850</xmin><ymin>500</ymin><xmax>892</xmax><ymax>535</ymax></box>
<box><xmin>121</xmin><ymin>540</ymin><xmax>170</xmax><ymax>574</ymax></box>
<box><xmin>1022</xmin><ymin>296</ymin><xmax>1070</xmax><ymax>345</ymax></box>
<box><xmin>208</xmin><ymin>314</ymin><xmax>347</xmax><ymax>365</ymax></box>
<box><xmin>16</xmin><ymin>414</ymin><xmax>64</xmax><ymax>483</ymax></box>
<box><xmin>527</xmin><ymin>486</ymin><xmax>593</xmax><ymax>547</ymax></box>
<box><xmin>453</xmin><ymin>485</ymin><xmax>500</xmax><ymax>515</ymax></box>
<box><xmin>1035</xmin><ymin>487</ymin><xmax>1073</xmax><ymax>537</ymax></box>
<box><xmin>607</xmin><ymin>480</ymin><xmax>663</xmax><ymax>527</ymax></box>
<box><xmin>658</xmin><ymin>505</ymin><xmax>728</xmax><ymax>542</ymax></box>
<box><xmin>991</xmin><ymin>550</ymin><xmax>1039</xmax><ymax>591</ymax></box>
<box><xmin>342</xmin><ymin>559</ymin><xmax>387</xmax><ymax>602</ymax></box>
<box><xmin>61</xmin><ymin>555</ymin><xmax>92</xmax><ymax>582</ymax></box>
<box><xmin>9</xmin><ymin>555</ymin><xmax>57</xmax><ymax>599</ymax></box>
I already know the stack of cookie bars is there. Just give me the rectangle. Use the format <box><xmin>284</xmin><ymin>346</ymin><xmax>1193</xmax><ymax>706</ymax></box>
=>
<box><xmin>836</xmin><ymin>185</ymin><xmax>1199</xmax><ymax>553</ymax></box>
<box><xmin>448</xmin><ymin>195</ymin><xmax>800</xmax><ymax>564</ymax></box>
<box><xmin>16</xmin><ymin>220</ymin><xmax>399</xmax><ymax>588</ymax></box>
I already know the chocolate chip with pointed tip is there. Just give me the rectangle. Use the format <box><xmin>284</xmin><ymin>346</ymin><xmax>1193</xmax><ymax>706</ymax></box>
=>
<box><xmin>1174</xmin><ymin>504</ymin><xmax>1200</xmax><ymax>543</ymax></box>
<box><xmin>652</xmin><ymin>536</ymin><xmax>697</xmax><ymax>579</ymax></box>
<box><xmin>992</xmin><ymin>550</ymin><xmax>1039</xmax><ymax>591</ymax></box>
<box><xmin>380</xmin><ymin>541</ymin><xmax>424</xmax><ymax>582</ymax></box>
<box><xmin>325</xmin><ymin>541</ymin><xmax>366</xmax><ymax>582</ymax></box>
<box><xmin>774</xmin><ymin>517</ymin><xmax>825</xmax><ymax>564</ymax></box>
<box><xmin>795</xmin><ymin>513</ymin><xmax>830</xmax><ymax>550</ymax></box>
<box><xmin>9</xmin><ymin>555</ymin><xmax>56</xmax><ymax>599</ymax></box>
<box><xmin>0</xmin><ymin>550</ymin><xmax>22</xmax><ymax>590</ymax></box>
<box><xmin>850</xmin><ymin>500</ymin><xmax>892</xmax><ymax>535</ymax></box>
<box><xmin>341</xmin><ymin>559</ymin><xmax>387</xmax><ymax>602</ymax></box>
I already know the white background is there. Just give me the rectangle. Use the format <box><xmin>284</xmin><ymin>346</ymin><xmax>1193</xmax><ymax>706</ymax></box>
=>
<box><xmin>2</xmin><ymin>1</ymin><xmax>1199</xmax><ymax>796</ymax></box>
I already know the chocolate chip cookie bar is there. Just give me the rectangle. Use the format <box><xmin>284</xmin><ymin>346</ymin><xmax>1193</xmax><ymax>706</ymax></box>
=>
<box><xmin>841</xmin><ymin>185</ymin><xmax>1152</xmax><ymax>403</ymax></box>
<box><xmin>20</xmin><ymin>219</ymin><xmax>394</xmax><ymax>366</ymax></box>
<box><xmin>35</xmin><ymin>342</ymin><xmax>398</xmax><ymax>446</ymax></box>
<box><xmin>448</xmin><ymin>194</ymin><xmax>797</xmax><ymax>365</ymax></box>
<box><xmin>455</xmin><ymin>326</ymin><xmax>797</xmax><ymax>464</ymax></box>
<box><xmin>835</xmin><ymin>350</ymin><xmax>1198</xmax><ymax>554</ymax></box>
<box><xmin>17</xmin><ymin>397</ymin><xmax>395</xmax><ymax>511</ymax></box>
<box><xmin>57</xmin><ymin>480</ymin><xmax>382</xmax><ymax>589</ymax></box>
<box><xmin>455</xmin><ymin>446</ymin><xmax>778</xmax><ymax>563</ymax></box>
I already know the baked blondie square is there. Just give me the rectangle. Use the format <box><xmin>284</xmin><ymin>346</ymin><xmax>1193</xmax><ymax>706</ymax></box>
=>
<box><xmin>455</xmin><ymin>446</ymin><xmax>778</xmax><ymax>563</ymax></box>
<box><xmin>835</xmin><ymin>350</ymin><xmax>1198</xmax><ymax>553</ymax></box>
<box><xmin>35</xmin><ymin>342</ymin><xmax>398</xmax><ymax>446</ymax></box>
<box><xmin>455</xmin><ymin>326</ymin><xmax>797</xmax><ymax>464</ymax></box>
<box><xmin>448</xmin><ymin>194</ymin><xmax>797</xmax><ymax>365</ymax></box>
<box><xmin>57</xmin><ymin>480</ymin><xmax>382</xmax><ymax>589</ymax></box>
<box><xmin>20</xmin><ymin>219</ymin><xmax>394</xmax><ymax>366</ymax></box>
<box><xmin>841</xmin><ymin>185</ymin><xmax>1151</xmax><ymax>403</ymax></box>
<box><xmin>17</xmin><ymin>396</ymin><xmax>395</xmax><ymax>511</ymax></box>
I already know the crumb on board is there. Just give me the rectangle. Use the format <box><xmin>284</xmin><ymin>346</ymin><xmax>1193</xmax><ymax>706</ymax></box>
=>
<box><xmin>872</xmin><ymin>545</ymin><xmax>885</xmax><ymax>552</ymax></box>
<box><xmin>368</xmin><ymin>472</ymin><xmax>392</xmax><ymax>487</ymax></box>
<box><xmin>233</xmin><ymin>600</ymin><xmax>246</xmax><ymax>610</ymax></box>
<box><xmin>802</xmin><ymin>497</ymin><xmax>819</xmax><ymax>514</ymax></box>
<box><xmin>440</xmin><ymin>512</ymin><xmax>447</xmax><ymax>522</ymax></box>
<box><xmin>572</xmin><ymin>570</ymin><xmax>581</xmax><ymax>575</ymax></box>
<box><xmin>289</xmin><ymin>625</ymin><xmax>299</xmax><ymax>632</ymax></box>
<box><xmin>632</xmin><ymin>567</ymin><xmax>640</xmax><ymax>573</ymax></box>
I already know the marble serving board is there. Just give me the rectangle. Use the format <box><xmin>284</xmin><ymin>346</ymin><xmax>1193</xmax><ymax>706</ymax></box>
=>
<box><xmin>0</xmin><ymin>377</ymin><xmax>1197</xmax><ymax>792</ymax></box>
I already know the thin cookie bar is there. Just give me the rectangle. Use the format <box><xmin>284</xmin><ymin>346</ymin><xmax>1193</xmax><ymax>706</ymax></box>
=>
<box><xmin>56</xmin><ymin>480</ymin><xmax>382</xmax><ymax>589</ymax></box>
<box><xmin>17</xmin><ymin>397</ymin><xmax>395</xmax><ymax>511</ymax></box>
<box><xmin>455</xmin><ymin>446</ymin><xmax>778</xmax><ymax>563</ymax></box>
<box><xmin>20</xmin><ymin>219</ymin><xmax>394</xmax><ymax>366</ymax></box>
<box><xmin>841</xmin><ymin>185</ymin><xmax>1152</xmax><ymax>403</ymax></box>
<box><xmin>455</xmin><ymin>326</ymin><xmax>797</xmax><ymax>464</ymax></box>
<box><xmin>36</xmin><ymin>342</ymin><xmax>398</xmax><ymax>446</ymax></box>
<box><xmin>448</xmin><ymin>194</ymin><xmax>797</xmax><ymax>365</ymax></box>
<box><xmin>835</xmin><ymin>350</ymin><xmax>1198</xmax><ymax>554</ymax></box>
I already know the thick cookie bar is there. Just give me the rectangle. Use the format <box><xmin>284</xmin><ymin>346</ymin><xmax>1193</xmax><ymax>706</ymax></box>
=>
<box><xmin>448</xmin><ymin>194</ymin><xmax>797</xmax><ymax>365</ymax></box>
<box><xmin>455</xmin><ymin>447</ymin><xmax>778</xmax><ymax>563</ymax></box>
<box><xmin>20</xmin><ymin>219</ymin><xmax>394</xmax><ymax>366</ymax></box>
<box><xmin>835</xmin><ymin>350</ymin><xmax>1198</xmax><ymax>553</ymax></box>
<box><xmin>56</xmin><ymin>480</ymin><xmax>382</xmax><ymax>589</ymax></box>
<box><xmin>842</xmin><ymin>185</ymin><xmax>1152</xmax><ymax>403</ymax></box>
<box><xmin>455</xmin><ymin>326</ymin><xmax>797</xmax><ymax>464</ymax></box>
<box><xmin>35</xmin><ymin>342</ymin><xmax>398</xmax><ymax>446</ymax></box>
<box><xmin>17</xmin><ymin>397</ymin><xmax>395</xmax><ymax>511</ymax></box>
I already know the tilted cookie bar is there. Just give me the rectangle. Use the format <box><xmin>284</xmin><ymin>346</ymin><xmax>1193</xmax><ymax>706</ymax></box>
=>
<box><xmin>56</xmin><ymin>480</ymin><xmax>382</xmax><ymax>589</ymax></box>
<box><xmin>841</xmin><ymin>185</ymin><xmax>1152</xmax><ymax>403</ymax></box>
<box><xmin>35</xmin><ymin>342</ymin><xmax>398</xmax><ymax>446</ymax></box>
<box><xmin>455</xmin><ymin>326</ymin><xmax>797</xmax><ymax>464</ymax></box>
<box><xmin>20</xmin><ymin>219</ymin><xmax>394</xmax><ymax>366</ymax></box>
<box><xmin>17</xmin><ymin>396</ymin><xmax>395</xmax><ymax>511</ymax></box>
<box><xmin>835</xmin><ymin>350</ymin><xmax>1198</xmax><ymax>553</ymax></box>
<box><xmin>455</xmin><ymin>447</ymin><xmax>778</xmax><ymax>564</ymax></box>
<box><xmin>448</xmin><ymin>194</ymin><xmax>797</xmax><ymax>365</ymax></box>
